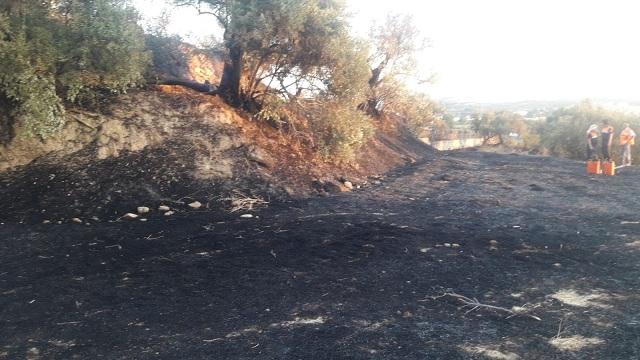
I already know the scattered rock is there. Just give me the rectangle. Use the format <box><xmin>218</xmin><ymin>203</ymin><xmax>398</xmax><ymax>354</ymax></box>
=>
<box><xmin>322</xmin><ymin>180</ymin><xmax>350</xmax><ymax>193</ymax></box>
<box><xmin>419</xmin><ymin>248</ymin><xmax>430</xmax><ymax>253</ymax></box>
<box><xmin>343</xmin><ymin>181</ymin><xmax>353</xmax><ymax>190</ymax></box>
<box><xmin>121</xmin><ymin>213</ymin><xmax>139</xmax><ymax>220</ymax></box>
<box><xmin>158</xmin><ymin>205</ymin><xmax>171</xmax><ymax>212</ymax></box>
<box><xmin>42</xmin><ymin>220</ymin><xmax>51</xmax><ymax>224</ymax></box>
<box><xmin>164</xmin><ymin>211</ymin><xmax>175</xmax><ymax>216</ymax></box>
<box><xmin>282</xmin><ymin>186</ymin><xmax>296</xmax><ymax>196</ymax></box>
<box><xmin>137</xmin><ymin>206</ymin><xmax>150</xmax><ymax>214</ymax></box>
<box><xmin>139</xmin><ymin>218</ymin><xmax>148</xmax><ymax>222</ymax></box>
<box><xmin>240</xmin><ymin>214</ymin><xmax>254</xmax><ymax>218</ymax></box>
<box><xmin>247</xmin><ymin>146</ymin><xmax>274</xmax><ymax>168</ymax></box>
<box><xmin>433</xmin><ymin>174</ymin><xmax>453</xmax><ymax>182</ymax></box>
<box><xmin>372</xmin><ymin>180</ymin><xmax>382</xmax><ymax>185</ymax></box>
<box><xmin>188</xmin><ymin>201</ymin><xmax>203</xmax><ymax>209</ymax></box>
<box><xmin>529</xmin><ymin>184</ymin><xmax>545</xmax><ymax>191</ymax></box>
<box><xmin>71</xmin><ymin>218</ymin><xmax>82</xmax><ymax>224</ymax></box>
<box><xmin>444</xmin><ymin>243</ymin><xmax>452</xmax><ymax>247</ymax></box>
<box><xmin>452</xmin><ymin>243</ymin><xmax>460</xmax><ymax>248</ymax></box>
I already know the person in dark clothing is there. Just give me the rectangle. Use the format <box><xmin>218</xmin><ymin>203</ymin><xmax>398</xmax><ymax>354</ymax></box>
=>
<box><xmin>600</xmin><ymin>119</ymin><xmax>614</xmax><ymax>161</ymax></box>
<box><xmin>586</xmin><ymin>124</ymin><xmax>600</xmax><ymax>160</ymax></box>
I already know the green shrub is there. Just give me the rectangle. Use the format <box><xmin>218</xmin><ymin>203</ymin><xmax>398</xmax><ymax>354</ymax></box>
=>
<box><xmin>311</xmin><ymin>102</ymin><xmax>374</xmax><ymax>164</ymax></box>
<box><xmin>0</xmin><ymin>0</ymin><xmax>149</xmax><ymax>138</ymax></box>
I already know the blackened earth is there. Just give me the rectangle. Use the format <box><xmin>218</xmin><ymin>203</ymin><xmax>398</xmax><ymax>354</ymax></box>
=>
<box><xmin>2</xmin><ymin>150</ymin><xmax>640</xmax><ymax>359</ymax></box>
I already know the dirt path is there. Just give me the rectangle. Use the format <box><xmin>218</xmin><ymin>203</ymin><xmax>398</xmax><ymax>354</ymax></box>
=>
<box><xmin>2</xmin><ymin>151</ymin><xmax>640</xmax><ymax>359</ymax></box>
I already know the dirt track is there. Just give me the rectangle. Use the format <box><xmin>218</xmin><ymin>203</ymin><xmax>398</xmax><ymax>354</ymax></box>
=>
<box><xmin>3</xmin><ymin>150</ymin><xmax>640</xmax><ymax>359</ymax></box>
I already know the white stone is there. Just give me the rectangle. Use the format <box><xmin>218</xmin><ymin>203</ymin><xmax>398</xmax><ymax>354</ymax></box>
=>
<box><xmin>122</xmin><ymin>213</ymin><xmax>139</xmax><ymax>220</ymax></box>
<box><xmin>188</xmin><ymin>201</ymin><xmax>203</xmax><ymax>209</ymax></box>
<box><xmin>72</xmin><ymin>218</ymin><xmax>82</xmax><ymax>224</ymax></box>
<box><xmin>137</xmin><ymin>206</ymin><xmax>150</xmax><ymax>214</ymax></box>
<box><xmin>343</xmin><ymin>181</ymin><xmax>353</xmax><ymax>190</ymax></box>
<box><xmin>164</xmin><ymin>211</ymin><xmax>175</xmax><ymax>216</ymax></box>
<box><xmin>158</xmin><ymin>205</ymin><xmax>171</xmax><ymax>212</ymax></box>
<box><xmin>240</xmin><ymin>214</ymin><xmax>254</xmax><ymax>218</ymax></box>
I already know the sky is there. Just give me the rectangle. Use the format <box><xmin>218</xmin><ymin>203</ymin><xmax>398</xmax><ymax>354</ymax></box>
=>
<box><xmin>132</xmin><ymin>0</ymin><xmax>640</xmax><ymax>103</ymax></box>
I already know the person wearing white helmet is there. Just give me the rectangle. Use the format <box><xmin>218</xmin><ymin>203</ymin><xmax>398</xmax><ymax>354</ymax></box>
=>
<box><xmin>586</xmin><ymin>124</ymin><xmax>600</xmax><ymax>160</ymax></box>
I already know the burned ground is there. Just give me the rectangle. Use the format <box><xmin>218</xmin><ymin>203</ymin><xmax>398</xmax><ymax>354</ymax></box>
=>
<box><xmin>2</xmin><ymin>150</ymin><xmax>640</xmax><ymax>359</ymax></box>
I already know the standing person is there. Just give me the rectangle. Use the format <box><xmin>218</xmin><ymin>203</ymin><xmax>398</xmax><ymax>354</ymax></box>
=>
<box><xmin>600</xmin><ymin>119</ymin><xmax>614</xmax><ymax>161</ymax></box>
<box><xmin>619</xmin><ymin>123</ymin><xmax>636</xmax><ymax>166</ymax></box>
<box><xmin>586</xmin><ymin>124</ymin><xmax>600</xmax><ymax>160</ymax></box>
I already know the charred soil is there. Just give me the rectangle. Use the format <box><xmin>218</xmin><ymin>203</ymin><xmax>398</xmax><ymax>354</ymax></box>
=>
<box><xmin>2</xmin><ymin>150</ymin><xmax>640</xmax><ymax>359</ymax></box>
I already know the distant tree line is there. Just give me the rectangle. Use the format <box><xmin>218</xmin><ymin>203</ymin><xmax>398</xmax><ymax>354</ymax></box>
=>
<box><xmin>468</xmin><ymin>100</ymin><xmax>640</xmax><ymax>162</ymax></box>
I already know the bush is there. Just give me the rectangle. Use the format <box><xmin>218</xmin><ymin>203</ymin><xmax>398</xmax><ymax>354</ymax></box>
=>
<box><xmin>0</xmin><ymin>0</ymin><xmax>149</xmax><ymax>138</ymax></box>
<box><xmin>311</xmin><ymin>101</ymin><xmax>374</xmax><ymax>164</ymax></box>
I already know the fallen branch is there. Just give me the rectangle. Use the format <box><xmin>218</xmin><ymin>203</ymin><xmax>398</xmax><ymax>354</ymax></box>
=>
<box><xmin>222</xmin><ymin>190</ymin><xmax>268</xmax><ymax>212</ymax></box>
<box><xmin>438</xmin><ymin>292</ymin><xmax>542</xmax><ymax>321</ymax></box>
<box><xmin>69</xmin><ymin>114</ymin><xmax>96</xmax><ymax>129</ymax></box>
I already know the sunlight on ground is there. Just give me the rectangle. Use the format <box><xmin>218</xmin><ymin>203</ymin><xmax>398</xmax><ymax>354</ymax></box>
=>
<box><xmin>223</xmin><ymin>316</ymin><xmax>326</xmax><ymax>339</ymax></box>
<box><xmin>550</xmin><ymin>289</ymin><xmax>611</xmax><ymax>309</ymax></box>
<box><xmin>270</xmin><ymin>316</ymin><xmax>326</xmax><ymax>328</ymax></box>
<box><xmin>625</xmin><ymin>240</ymin><xmax>640</xmax><ymax>250</ymax></box>
<box><xmin>460</xmin><ymin>345</ymin><xmax>520</xmax><ymax>360</ymax></box>
<box><xmin>352</xmin><ymin>319</ymin><xmax>393</xmax><ymax>331</ymax></box>
<box><xmin>549</xmin><ymin>335</ymin><xmax>604</xmax><ymax>352</ymax></box>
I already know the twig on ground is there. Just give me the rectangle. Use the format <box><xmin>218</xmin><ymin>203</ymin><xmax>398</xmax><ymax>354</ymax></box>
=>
<box><xmin>222</xmin><ymin>190</ymin><xmax>268</xmax><ymax>212</ymax></box>
<box><xmin>69</xmin><ymin>114</ymin><xmax>96</xmax><ymax>129</ymax></box>
<box><xmin>438</xmin><ymin>292</ymin><xmax>542</xmax><ymax>321</ymax></box>
<box><xmin>553</xmin><ymin>314</ymin><xmax>569</xmax><ymax>339</ymax></box>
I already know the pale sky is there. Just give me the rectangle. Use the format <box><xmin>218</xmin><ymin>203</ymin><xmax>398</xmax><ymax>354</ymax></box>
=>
<box><xmin>132</xmin><ymin>0</ymin><xmax>640</xmax><ymax>103</ymax></box>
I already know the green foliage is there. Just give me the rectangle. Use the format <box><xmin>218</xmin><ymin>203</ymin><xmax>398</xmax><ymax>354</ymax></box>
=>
<box><xmin>311</xmin><ymin>101</ymin><xmax>374</xmax><ymax>164</ymax></box>
<box><xmin>472</xmin><ymin>111</ymin><xmax>540</xmax><ymax>149</ymax></box>
<box><xmin>179</xmin><ymin>0</ymin><xmax>380</xmax><ymax>163</ymax></box>
<box><xmin>255</xmin><ymin>93</ymin><xmax>287</xmax><ymax>126</ymax></box>
<box><xmin>386</xmin><ymin>86</ymin><xmax>440</xmax><ymax>134</ymax></box>
<box><xmin>0</xmin><ymin>0</ymin><xmax>149</xmax><ymax>138</ymax></box>
<box><xmin>308</xmin><ymin>35</ymin><xmax>374</xmax><ymax>163</ymax></box>
<box><xmin>541</xmin><ymin>100</ymin><xmax>639</xmax><ymax>160</ymax></box>
<box><xmin>365</xmin><ymin>14</ymin><xmax>428</xmax><ymax>115</ymax></box>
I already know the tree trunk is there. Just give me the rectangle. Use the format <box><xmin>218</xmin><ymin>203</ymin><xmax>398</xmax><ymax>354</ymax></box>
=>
<box><xmin>368</xmin><ymin>66</ymin><xmax>383</xmax><ymax>88</ymax></box>
<box><xmin>219</xmin><ymin>41</ymin><xmax>244</xmax><ymax>107</ymax></box>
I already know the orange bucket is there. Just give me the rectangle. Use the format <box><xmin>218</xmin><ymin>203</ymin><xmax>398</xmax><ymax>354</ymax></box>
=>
<box><xmin>587</xmin><ymin>160</ymin><xmax>602</xmax><ymax>174</ymax></box>
<box><xmin>602</xmin><ymin>161</ymin><xmax>616</xmax><ymax>176</ymax></box>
